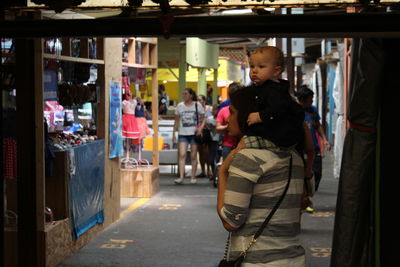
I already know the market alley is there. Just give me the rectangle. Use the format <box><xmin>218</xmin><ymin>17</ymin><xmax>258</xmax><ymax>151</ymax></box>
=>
<box><xmin>59</xmin><ymin>152</ymin><xmax>338</xmax><ymax>267</ymax></box>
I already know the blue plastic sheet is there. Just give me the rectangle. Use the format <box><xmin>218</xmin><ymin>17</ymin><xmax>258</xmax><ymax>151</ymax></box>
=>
<box><xmin>68</xmin><ymin>140</ymin><xmax>105</xmax><ymax>239</ymax></box>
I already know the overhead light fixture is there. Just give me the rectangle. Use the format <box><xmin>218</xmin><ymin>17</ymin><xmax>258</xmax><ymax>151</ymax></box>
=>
<box><xmin>221</xmin><ymin>9</ymin><xmax>253</xmax><ymax>15</ymax></box>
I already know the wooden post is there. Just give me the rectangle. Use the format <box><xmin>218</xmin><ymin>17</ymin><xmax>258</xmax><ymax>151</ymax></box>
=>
<box><xmin>99</xmin><ymin>38</ymin><xmax>122</xmax><ymax>224</ymax></box>
<box><xmin>16</xmin><ymin>37</ymin><xmax>45</xmax><ymax>267</ymax></box>
<box><xmin>152</xmin><ymin>68</ymin><xmax>159</xmax><ymax>167</ymax></box>
<box><xmin>178</xmin><ymin>45</ymin><xmax>186</xmax><ymax>103</ymax></box>
<box><xmin>343</xmin><ymin>38</ymin><xmax>351</xmax><ymax>134</ymax></box>
<box><xmin>213</xmin><ymin>68</ymin><xmax>218</xmax><ymax>104</ymax></box>
<box><xmin>319</xmin><ymin>60</ymin><xmax>328</xmax><ymax>132</ymax></box>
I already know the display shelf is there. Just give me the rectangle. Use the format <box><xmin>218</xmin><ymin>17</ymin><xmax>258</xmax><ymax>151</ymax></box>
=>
<box><xmin>123</xmin><ymin>37</ymin><xmax>157</xmax><ymax>69</ymax></box>
<box><xmin>43</xmin><ymin>53</ymin><xmax>104</xmax><ymax>65</ymax></box>
<box><xmin>43</xmin><ymin>37</ymin><xmax>104</xmax><ymax>63</ymax></box>
<box><xmin>122</xmin><ymin>62</ymin><xmax>157</xmax><ymax>69</ymax></box>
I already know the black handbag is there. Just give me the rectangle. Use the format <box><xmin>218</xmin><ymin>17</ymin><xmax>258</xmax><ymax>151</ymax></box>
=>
<box><xmin>218</xmin><ymin>154</ymin><xmax>293</xmax><ymax>267</ymax></box>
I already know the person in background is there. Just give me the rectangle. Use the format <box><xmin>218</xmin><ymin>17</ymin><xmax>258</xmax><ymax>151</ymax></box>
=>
<box><xmin>216</xmin><ymin>82</ymin><xmax>241</xmax><ymax>160</ymax></box>
<box><xmin>135</xmin><ymin>96</ymin><xmax>151</xmax><ymax>142</ymax></box>
<box><xmin>296</xmin><ymin>85</ymin><xmax>331</xmax><ymax>212</ymax></box>
<box><xmin>206</xmin><ymin>83</ymin><xmax>213</xmax><ymax>105</ymax></box>
<box><xmin>205</xmin><ymin>104</ymin><xmax>221</xmax><ymax>181</ymax></box>
<box><xmin>217</xmin><ymin>82</ymin><xmax>239</xmax><ymax>113</ymax></box>
<box><xmin>172</xmin><ymin>88</ymin><xmax>205</xmax><ymax>184</ymax></box>
<box><xmin>158</xmin><ymin>84</ymin><xmax>169</xmax><ymax>115</ymax></box>
<box><xmin>144</xmin><ymin>101</ymin><xmax>152</xmax><ymax>120</ymax></box>
<box><xmin>196</xmin><ymin>94</ymin><xmax>213</xmax><ymax>178</ymax></box>
<box><xmin>217</xmin><ymin>87</ymin><xmax>306</xmax><ymax>266</ymax></box>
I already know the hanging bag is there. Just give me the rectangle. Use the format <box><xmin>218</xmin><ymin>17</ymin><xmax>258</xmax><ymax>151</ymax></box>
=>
<box><xmin>218</xmin><ymin>154</ymin><xmax>293</xmax><ymax>267</ymax></box>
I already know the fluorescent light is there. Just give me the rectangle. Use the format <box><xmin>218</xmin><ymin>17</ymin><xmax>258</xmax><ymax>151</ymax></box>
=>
<box><xmin>221</xmin><ymin>9</ymin><xmax>253</xmax><ymax>15</ymax></box>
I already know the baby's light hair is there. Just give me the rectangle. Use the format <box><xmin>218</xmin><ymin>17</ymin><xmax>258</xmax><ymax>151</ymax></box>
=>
<box><xmin>251</xmin><ymin>46</ymin><xmax>285</xmax><ymax>70</ymax></box>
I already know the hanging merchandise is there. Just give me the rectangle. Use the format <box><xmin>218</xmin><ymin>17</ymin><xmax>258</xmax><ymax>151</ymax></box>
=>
<box><xmin>122</xmin><ymin>72</ymin><xmax>131</xmax><ymax>97</ymax></box>
<box><xmin>57</xmin><ymin>83</ymin><xmax>98</xmax><ymax>107</ymax></box>
<box><xmin>331</xmin><ymin>38</ymin><xmax>384</xmax><ymax>267</ymax></box>
<box><xmin>332</xmin><ymin>43</ymin><xmax>345</xmax><ymax>179</ymax></box>
<box><xmin>43</xmin><ymin>69</ymin><xmax>58</xmax><ymax>101</ymax></box>
<box><xmin>88</xmin><ymin>38</ymin><xmax>97</xmax><ymax>59</ymax></box>
<box><xmin>128</xmin><ymin>68</ymin><xmax>146</xmax><ymax>84</ymax></box>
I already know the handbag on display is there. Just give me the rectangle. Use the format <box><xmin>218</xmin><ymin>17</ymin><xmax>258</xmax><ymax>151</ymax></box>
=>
<box><xmin>218</xmin><ymin>154</ymin><xmax>293</xmax><ymax>267</ymax></box>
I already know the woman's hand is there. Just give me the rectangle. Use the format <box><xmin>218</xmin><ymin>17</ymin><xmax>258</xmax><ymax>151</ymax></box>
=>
<box><xmin>172</xmin><ymin>134</ymin><xmax>176</xmax><ymax>144</ymax></box>
<box><xmin>247</xmin><ymin>112</ymin><xmax>262</xmax><ymax>126</ymax></box>
<box><xmin>195</xmin><ymin>126</ymin><xmax>203</xmax><ymax>136</ymax></box>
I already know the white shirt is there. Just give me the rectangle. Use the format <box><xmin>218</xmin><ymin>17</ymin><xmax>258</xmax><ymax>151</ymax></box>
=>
<box><xmin>175</xmin><ymin>101</ymin><xmax>204</xmax><ymax>136</ymax></box>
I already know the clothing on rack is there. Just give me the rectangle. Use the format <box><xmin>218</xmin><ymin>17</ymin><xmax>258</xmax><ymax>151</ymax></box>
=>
<box><xmin>3</xmin><ymin>138</ymin><xmax>17</xmax><ymax>179</ymax></box>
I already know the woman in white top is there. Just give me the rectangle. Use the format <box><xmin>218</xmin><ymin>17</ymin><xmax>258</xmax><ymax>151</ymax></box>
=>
<box><xmin>172</xmin><ymin>88</ymin><xmax>205</xmax><ymax>184</ymax></box>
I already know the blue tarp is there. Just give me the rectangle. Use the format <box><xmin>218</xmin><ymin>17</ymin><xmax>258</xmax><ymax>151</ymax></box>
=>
<box><xmin>68</xmin><ymin>140</ymin><xmax>105</xmax><ymax>239</ymax></box>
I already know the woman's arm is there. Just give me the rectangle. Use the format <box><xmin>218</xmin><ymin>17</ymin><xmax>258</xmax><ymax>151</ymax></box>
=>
<box><xmin>316</xmin><ymin>121</ymin><xmax>331</xmax><ymax>156</ymax></box>
<box><xmin>172</xmin><ymin>114</ymin><xmax>179</xmax><ymax>144</ymax></box>
<box><xmin>216</xmin><ymin>121</ymin><xmax>228</xmax><ymax>133</ymax></box>
<box><xmin>196</xmin><ymin>113</ymin><xmax>206</xmax><ymax>136</ymax></box>
<box><xmin>217</xmin><ymin>148</ymin><xmax>240</xmax><ymax>232</ymax></box>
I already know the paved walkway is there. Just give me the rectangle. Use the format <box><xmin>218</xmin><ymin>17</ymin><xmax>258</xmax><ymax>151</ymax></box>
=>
<box><xmin>59</xmin><ymin>152</ymin><xmax>338</xmax><ymax>267</ymax></box>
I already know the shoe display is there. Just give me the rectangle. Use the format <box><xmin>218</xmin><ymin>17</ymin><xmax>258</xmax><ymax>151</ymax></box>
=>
<box><xmin>174</xmin><ymin>178</ymin><xmax>184</xmax><ymax>184</ymax></box>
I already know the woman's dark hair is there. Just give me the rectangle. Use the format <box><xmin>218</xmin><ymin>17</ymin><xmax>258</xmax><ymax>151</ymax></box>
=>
<box><xmin>296</xmin><ymin>85</ymin><xmax>314</xmax><ymax>101</ymax></box>
<box><xmin>228</xmin><ymin>82</ymin><xmax>241</xmax><ymax>98</ymax></box>
<box><xmin>198</xmin><ymin>94</ymin><xmax>206</xmax><ymax>102</ymax></box>
<box><xmin>229</xmin><ymin>85</ymin><xmax>257</xmax><ymax>133</ymax></box>
<box><xmin>158</xmin><ymin>84</ymin><xmax>165</xmax><ymax>93</ymax></box>
<box><xmin>184</xmin><ymin>87</ymin><xmax>197</xmax><ymax>101</ymax></box>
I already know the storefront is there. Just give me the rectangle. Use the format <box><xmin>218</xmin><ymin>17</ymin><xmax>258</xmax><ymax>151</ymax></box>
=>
<box><xmin>2</xmin><ymin>33</ymin><xmax>161</xmax><ymax>266</ymax></box>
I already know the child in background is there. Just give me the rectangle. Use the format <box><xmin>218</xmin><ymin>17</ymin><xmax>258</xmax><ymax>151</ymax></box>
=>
<box><xmin>245</xmin><ymin>46</ymin><xmax>304</xmax><ymax>149</ymax></box>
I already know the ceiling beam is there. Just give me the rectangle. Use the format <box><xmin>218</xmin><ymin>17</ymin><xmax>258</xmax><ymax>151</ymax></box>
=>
<box><xmin>1</xmin><ymin>12</ymin><xmax>400</xmax><ymax>38</ymax></box>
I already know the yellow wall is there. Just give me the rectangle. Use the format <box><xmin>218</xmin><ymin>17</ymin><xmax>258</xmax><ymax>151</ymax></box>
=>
<box><xmin>151</xmin><ymin>58</ymin><xmax>243</xmax><ymax>104</ymax></box>
<box><xmin>161</xmin><ymin>81</ymin><xmax>205</xmax><ymax>103</ymax></box>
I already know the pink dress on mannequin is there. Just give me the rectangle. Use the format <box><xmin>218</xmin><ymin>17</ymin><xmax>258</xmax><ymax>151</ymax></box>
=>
<box><xmin>122</xmin><ymin>98</ymin><xmax>140</xmax><ymax>140</ymax></box>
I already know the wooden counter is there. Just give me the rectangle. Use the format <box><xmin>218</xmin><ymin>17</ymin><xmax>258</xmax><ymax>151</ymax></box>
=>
<box><xmin>120</xmin><ymin>166</ymin><xmax>159</xmax><ymax>198</ymax></box>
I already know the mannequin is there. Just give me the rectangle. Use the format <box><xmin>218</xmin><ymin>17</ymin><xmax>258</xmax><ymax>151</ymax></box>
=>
<box><xmin>121</xmin><ymin>91</ymin><xmax>140</xmax><ymax>168</ymax></box>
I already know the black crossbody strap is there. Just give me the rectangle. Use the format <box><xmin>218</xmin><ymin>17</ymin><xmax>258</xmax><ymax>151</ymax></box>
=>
<box><xmin>253</xmin><ymin>154</ymin><xmax>293</xmax><ymax>239</ymax></box>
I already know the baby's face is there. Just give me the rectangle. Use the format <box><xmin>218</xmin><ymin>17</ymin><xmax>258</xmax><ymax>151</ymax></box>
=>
<box><xmin>249</xmin><ymin>52</ymin><xmax>282</xmax><ymax>85</ymax></box>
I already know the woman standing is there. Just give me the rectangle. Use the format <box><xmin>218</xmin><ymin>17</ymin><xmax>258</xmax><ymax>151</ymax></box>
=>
<box><xmin>196</xmin><ymin>95</ymin><xmax>213</xmax><ymax>178</ymax></box>
<box><xmin>217</xmin><ymin>87</ymin><xmax>306</xmax><ymax>266</ymax></box>
<box><xmin>172</xmin><ymin>88</ymin><xmax>205</xmax><ymax>184</ymax></box>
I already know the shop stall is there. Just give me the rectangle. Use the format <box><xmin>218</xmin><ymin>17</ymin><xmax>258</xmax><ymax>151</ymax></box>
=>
<box><xmin>119</xmin><ymin>37</ymin><xmax>160</xmax><ymax>198</ymax></box>
<box><xmin>3</xmin><ymin>34</ymin><xmax>160</xmax><ymax>266</ymax></box>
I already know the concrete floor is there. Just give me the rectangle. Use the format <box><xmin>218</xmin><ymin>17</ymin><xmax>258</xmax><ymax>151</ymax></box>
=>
<box><xmin>59</xmin><ymin>152</ymin><xmax>338</xmax><ymax>267</ymax></box>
